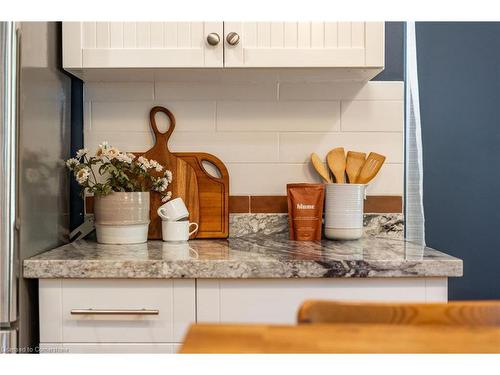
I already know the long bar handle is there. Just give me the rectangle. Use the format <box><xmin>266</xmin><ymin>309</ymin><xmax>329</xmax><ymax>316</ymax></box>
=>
<box><xmin>70</xmin><ymin>308</ymin><xmax>159</xmax><ymax>316</ymax></box>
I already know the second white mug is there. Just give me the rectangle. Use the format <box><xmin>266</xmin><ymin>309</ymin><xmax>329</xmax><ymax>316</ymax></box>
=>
<box><xmin>162</xmin><ymin>220</ymin><xmax>198</xmax><ymax>242</ymax></box>
<box><xmin>157</xmin><ymin>197</ymin><xmax>189</xmax><ymax>221</ymax></box>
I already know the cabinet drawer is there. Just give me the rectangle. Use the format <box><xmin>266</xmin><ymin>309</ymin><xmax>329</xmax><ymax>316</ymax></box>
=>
<box><xmin>39</xmin><ymin>279</ymin><xmax>195</xmax><ymax>343</ymax></box>
<box><xmin>197</xmin><ymin>279</ymin><xmax>446</xmax><ymax>324</ymax></box>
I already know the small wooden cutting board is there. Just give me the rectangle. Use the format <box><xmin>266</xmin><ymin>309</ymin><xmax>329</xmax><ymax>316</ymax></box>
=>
<box><xmin>174</xmin><ymin>152</ymin><xmax>229</xmax><ymax>238</ymax></box>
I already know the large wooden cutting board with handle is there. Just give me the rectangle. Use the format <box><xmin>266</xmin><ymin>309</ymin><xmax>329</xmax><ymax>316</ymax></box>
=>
<box><xmin>173</xmin><ymin>152</ymin><xmax>229</xmax><ymax>238</ymax></box>
<box><xmin>138</xmin><ymin>106</ymin><xmax>199</xmax><ymax>239</ymax></box>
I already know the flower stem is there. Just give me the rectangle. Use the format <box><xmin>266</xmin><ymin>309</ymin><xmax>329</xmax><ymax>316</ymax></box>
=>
<box><xmin>87</xmin><ymin>158</ymin><xmax>98</xmax><ymax>188</ymax></box>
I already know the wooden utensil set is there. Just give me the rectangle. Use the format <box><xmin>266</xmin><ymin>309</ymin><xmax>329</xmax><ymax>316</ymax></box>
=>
<box><xmin>311</xmin><ymin>147</ymin><xmax>385</xmax><ymax>184</ymax></box>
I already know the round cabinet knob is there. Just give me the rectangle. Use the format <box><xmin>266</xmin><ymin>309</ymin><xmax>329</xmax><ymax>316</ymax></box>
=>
<box><xmin>226</xmin><ymin>32</ymin><xmax>240</xmax><ymax>46</ymax></box>
<box><xmin>206</xmin><ymin>33</ymin><xmax>220</xmax><ymax>46</ymax></box>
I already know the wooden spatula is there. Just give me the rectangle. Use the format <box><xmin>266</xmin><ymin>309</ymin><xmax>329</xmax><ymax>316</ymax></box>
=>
<box><xmin>326</xmin><ymin>147</ymin><xmax>346</xmax><ymax>183</ymax></box>
<box><xmin>357</xmin><ymin>152</ymin><xmax>386</xmax><ymax>184</ymax></box>
<box><xmin>310</xmin><ymin>153</ymin><xmax>332</xmax><ymax>183</ymax></box>
<box><xmin>346</xmin><ymin>151</ymin><xmax>366</xmax><ymax>183</ymax></box>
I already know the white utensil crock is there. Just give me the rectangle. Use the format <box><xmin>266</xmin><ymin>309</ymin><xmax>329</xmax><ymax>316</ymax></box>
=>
<box><xmin>324</xmin><ymin>184</ymin><xmax>366</xmax><ymax>240</ymax></box>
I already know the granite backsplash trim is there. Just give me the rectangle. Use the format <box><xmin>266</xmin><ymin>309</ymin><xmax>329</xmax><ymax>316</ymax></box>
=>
<box><xmin>229</xmin><ymin>213</ymin><xmax>404</xmax><ymax>239</ymax></box>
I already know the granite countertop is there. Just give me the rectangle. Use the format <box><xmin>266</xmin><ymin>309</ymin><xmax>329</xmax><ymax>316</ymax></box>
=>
<box><xmin>23</xmin><ymin>235</ymin><xmax>463</xmax><ymax>279</ymax></box>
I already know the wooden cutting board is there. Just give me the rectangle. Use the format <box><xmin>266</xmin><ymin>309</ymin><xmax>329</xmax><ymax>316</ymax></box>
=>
<box><xmin>174</xmin><ymin>152</ymin><xmax>229</xmax><ymax>238</ymax></box>
<box><xmin>138</xmin><ymin>106</ymin><xmax>199</xmax><ymax>239</ymax></box>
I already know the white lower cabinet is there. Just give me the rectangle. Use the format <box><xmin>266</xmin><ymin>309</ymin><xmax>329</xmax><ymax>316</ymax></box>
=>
<box><xmin>39</xmin><ymin>279</ymin><xmax>195</xmax><ymax>353</ymax></box>
<box><xmin>196</xmin><ymin>278</ymin><xmax>448</xmax><ymax>324</ymax></box>
<box><xmin>39</xmin><ymin>277</ymin><xmax>448</xmax><ymax>353</ymax></box>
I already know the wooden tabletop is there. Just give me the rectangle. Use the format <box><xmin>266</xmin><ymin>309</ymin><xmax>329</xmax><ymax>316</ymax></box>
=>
<box><xmin>180</xmin><ymin>323</ymin><xmax>500</xmax><ymax>353</ymax></box>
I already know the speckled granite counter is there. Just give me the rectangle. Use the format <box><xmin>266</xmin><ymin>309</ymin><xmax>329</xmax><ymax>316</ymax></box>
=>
<box><xmin>24</xmin><ymin>235</ymin><xmax>462</xmax><ymax>279</ymax></box>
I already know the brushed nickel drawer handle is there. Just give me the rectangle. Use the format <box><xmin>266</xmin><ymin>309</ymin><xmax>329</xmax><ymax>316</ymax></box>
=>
<box><xmin>70</xmin><ymin>308</ymin><xmax>159</xmax><ymax>316</ymax></box>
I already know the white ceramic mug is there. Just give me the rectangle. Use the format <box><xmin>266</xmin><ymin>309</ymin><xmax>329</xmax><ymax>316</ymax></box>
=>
<box><xmin>157</xmin><ymin>197</ymin><xmax>189</xmax><ymax>221</ymax></box>
<box><xmin>162</xmin><ymin>220</ymin><xmax>198</xmax><ymax>242</ymax></box>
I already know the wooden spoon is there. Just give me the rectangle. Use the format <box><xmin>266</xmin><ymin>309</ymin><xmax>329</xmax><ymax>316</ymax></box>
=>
<box><xmin>326</xmin><ymin>147</ymin><xmax>346</xmax><ymax>183</ymax></box>
<box><xmin>346</xmin><ymin>151</ymin><xmax>366</xmax><ymax>183</ymax></box>
<box><xmin>310</xmin><ymin>153</ymin><xmax>332</xmax><ymax>183</ymax></box>
<box><xmin>357</xmin><ymin>152</ymin><xmax>386</xmax><ymax>184</ymax></box>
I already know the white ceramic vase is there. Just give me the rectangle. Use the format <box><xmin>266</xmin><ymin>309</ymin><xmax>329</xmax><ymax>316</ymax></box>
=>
<box><xmin>93</xmin><ymin>192</ymin><xmax>150</xmax><ymax>244</ymax></box>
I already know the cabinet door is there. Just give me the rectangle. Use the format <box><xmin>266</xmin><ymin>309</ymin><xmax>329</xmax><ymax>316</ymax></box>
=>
<box><xmin>63</xmin><ymin>22</ymin><xmax>223</xmax><ymax>69</ymax></box>
<box><xmin>197</xmin><ymin>279</ymin><xmax>447</xmax><ymax>324</ymax></box>
<box><xmin>223</xmin><ymin>22</ymin><xmax>384</xmax><ymax>68</ymax></box>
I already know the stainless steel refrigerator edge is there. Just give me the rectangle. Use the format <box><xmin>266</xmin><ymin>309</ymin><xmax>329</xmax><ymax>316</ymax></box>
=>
<box><xmin>1</xmin><ymin>22</ymin><xmax>71</xmax><ymax>353</ymax></box>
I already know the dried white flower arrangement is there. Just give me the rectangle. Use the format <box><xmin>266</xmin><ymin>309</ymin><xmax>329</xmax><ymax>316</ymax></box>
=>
<box><xmin>66</xmin><ymin>142</ymin><xmax>173</xmax><ymax>201</ymax></box>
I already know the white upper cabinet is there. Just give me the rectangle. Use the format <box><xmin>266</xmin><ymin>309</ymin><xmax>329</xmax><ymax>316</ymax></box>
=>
<box><xmin>223</xmin><ymin>22</ymin><xmax>384</xmax><ymax>68</ymax></box>
<box><xmin>63</xmin><ymin>22</ymin><xmax>224</xmax><ymax>69</ymax></box>
<box><xmin>63</xmin><ymin>22</ymin><xmax>384</xmax><ymax>78</ymax></box>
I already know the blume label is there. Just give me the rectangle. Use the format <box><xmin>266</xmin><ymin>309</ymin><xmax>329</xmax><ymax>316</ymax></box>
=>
<box><xmin>296</xmin><ymin>203</ymin><xmax>315</xmax><ymax>210</ymax></box>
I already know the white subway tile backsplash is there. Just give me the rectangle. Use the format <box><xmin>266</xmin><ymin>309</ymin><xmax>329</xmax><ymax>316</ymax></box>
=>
<box><xmin>155</xmin><ymin>82</ymin><xmax>278</xmax><ymax>101</ymax></box>
<box><xmin>85</xmin><ymin>131</ymin><xmax>279</xmax><ymax>163</ymax></box>
<box><xmin>341</xmin><ymin>100</ymin><xmax>404</xmax><ymax>132</ymax></box>
<box><xmin>227</xmin><ymin>163</ymin><xmax>319</xmax><ymax>195</ymax></box>
<box><xmin>217</xmin><ymin>101</ymin><xmax>340</xmax><ymax>132</ymax></box>
<box><xmin>279</xmin><ymin>81</ymin><xmax>404</xmax><ymax>101</ymax></box>
<box><xmin>83</xmin><ymin>80</ymin><xmax>404</xmax><ymax>197</ymax></box>
<box><xmin>85</xmin><ymin>131</ymin><xmax>154</xmax><ymax>153</ymax></box>
<box><xmin>279</xmin><ymin>132</ymin><xmax>403</xmax><ymax>163</ymax></box>
<box><xmin>90</xmin><ymin>101</ymin><xmax>216</xmax><ymax>132</ymax></box>
<box><xmin>227</xmin><ymin>162</ymin><xmax>403</xmax><ymax>195</ymax></box>
<box><xmin>85</xmin><ymin>82</ymin><xmax>154</xmax><ymax>101</ymax></box>
<box><xmin>168</xmin><ymin>132</ymin><xmax>279</xmax><ymax>162</ymax></box>
<box><xmin>365</xmin><ymin>164</ymin><xmax>404</xmax><ymax>195</ymax></box>
<box><xmin>154</xmin><ymin>69</ymin><xmax>279</xmax><ymax>83</ymax></box>
<box><xmin>84</xmin><ymin>101</ymin><xmax>92</xmax><ymax>132</ymax></box>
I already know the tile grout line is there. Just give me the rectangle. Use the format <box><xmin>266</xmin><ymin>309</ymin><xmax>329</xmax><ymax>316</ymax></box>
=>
<box><xmin>339</xmin><ymin>100</ymin><xmax>343</xmax><ymax>131</ymax></box>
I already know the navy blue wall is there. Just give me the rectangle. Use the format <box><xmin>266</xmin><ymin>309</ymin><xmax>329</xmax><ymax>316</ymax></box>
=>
<box><xmin>373</xmin><ymin>22</ymin><xmax>404</xmax><ymax>81</ymax></box>
<box><xmin>70</xmin><ymin>77</ymin><xmax>84</xmax><ymax>231</ymax></box>
<box><xmin>416</xmin><ymin>22</ymin><xmax>500</xmax><ymax>299</ymax></box>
